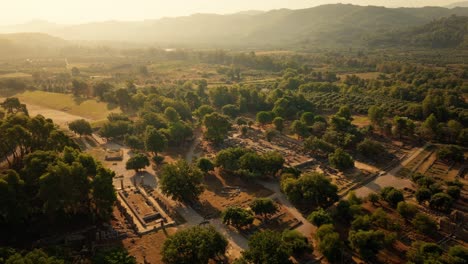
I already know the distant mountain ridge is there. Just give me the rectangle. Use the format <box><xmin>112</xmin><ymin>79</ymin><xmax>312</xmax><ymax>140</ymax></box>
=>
<box><xmin>1</xmin><ymin>4</ymin><xmax>468</xmax><ymax>48</ymax></box>
<box><xmin>369</xmin><ymin>15</ymin><xmax>468</xmax><ymax>48</ymax></box>
<box><xmin>445</xmin><ymin>1</ymin><xmax>468</xmax><ymax>8</ymax></box>
<box><xmin>0</xmin><ymin>33</ymin><xmax>68</xmax><ymax>58</ymax></box>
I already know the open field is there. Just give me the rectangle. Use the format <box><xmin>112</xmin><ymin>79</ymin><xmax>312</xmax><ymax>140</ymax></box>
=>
<box><xmin>337</xmin><ymin>71</ymin><xmax>383</xmax><ymax>80</ymax></box>
<box><xmin>351</xmin><ymin>115</ymin><xmax>371</xmax><ymax>127</ymax></box>
<box><xmin>15</xmin><ymin>90</ymin><xmax>120</xmax><ymax>120</ymax></box>
<box><xmin>0</xmin><ymin>72</ymin><xmax>32</xmax><ymax>79</ymax></box>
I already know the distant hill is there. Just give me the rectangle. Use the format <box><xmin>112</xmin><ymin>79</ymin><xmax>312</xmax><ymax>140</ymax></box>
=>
<box><xmin>368</xmin><ymin>15</ymin><xmax>468</xmax><ymax>48</ymax></box>
<box><xmin>0</xmin><ymin>33</ymin><xmax>68</xmax><ymax>58</ymax></box>
<box><xmin>446</xmin><ymin>1</ymin><xmax>468</xmax><ymax>8</ymax></box>
<box><xmin>0</xmin><ymin>20</ymin><xmax>61</xmax><ymax>34</ymax></box>
<box><xmin>1</xmin><ymin>4</ymin><xmax>468</xmax><ymax>48</ymax></box>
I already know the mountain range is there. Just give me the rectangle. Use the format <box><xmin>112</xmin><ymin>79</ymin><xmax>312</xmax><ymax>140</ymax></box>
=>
<box><xmin>1</xmin><ymin>4</ymin><xmax>468</xmax><ymax>51</ymax></box>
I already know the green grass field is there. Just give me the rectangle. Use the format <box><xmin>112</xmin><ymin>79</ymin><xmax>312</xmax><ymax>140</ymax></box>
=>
<box><xmin>17</xmin><ymin>91</ymin><xmax>120</xmax><ymax>120</ymax></box>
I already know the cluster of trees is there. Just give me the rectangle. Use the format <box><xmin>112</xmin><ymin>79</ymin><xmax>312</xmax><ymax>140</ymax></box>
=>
<box><xmin>215</xmin><ymin>147</ymin><xmax>284</xmax><ymax>179</ymax></box>
<box><xmin>0</xmin><ymin>101</ymin><xmax>116</xmax><ymax>243</ymax></box>
<box><xmin>280</xmin><ymin>171</ymin><xmax>338</xmax><ymax>208</ymax></box>
<box><xmin>221</xmin><ymin>198</ymin><xmax>279</xmax><ymax>229</ymax></box>
<box><xmin>161</xmin><ymin>225</ymin><xmax>311</xmax><ymax>264</ymax></box>
<box><xmin>159</xmin><ymin>159</ymin><xmax>204</xmax><ymax>203</ymax></box>
<box><xmin>412</xmin><ymin>173</ymin><xmax>463</xmax><ymax>213</ymax></box>
<box><xmin>0</xmin><ymin>248</ymin><xmax>64</xmax><ymax>264</ymax></box>
<box><xmin>0</xmin><ymin>105</ymin><xmax>77</xmax><ymax>169</ymax></box>
<box><xmin>406</xmin><ymin>241</ymin><xmax>467</xmax><ymax>264</ymax></box>
<box><xmin>162</xmin><ymin>226</ymin><xmax>228</xmax><ymax>264</ymax></box>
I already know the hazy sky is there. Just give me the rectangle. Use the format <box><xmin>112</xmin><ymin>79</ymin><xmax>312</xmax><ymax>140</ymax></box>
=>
<box><xmin>1</xmin><ymin>0</ymin><xmax>454</xmax><ymax>25</ymax></box>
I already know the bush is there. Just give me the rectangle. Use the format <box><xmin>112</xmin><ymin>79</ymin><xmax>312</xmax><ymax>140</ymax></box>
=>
<box><xmin>328</xmin><ymin>148</ymin><xmax>354</xmax><ymax>170</ymax></box>
<box><xmin>436</xmin><ymin>145</ymin><xmax>464</xmax><ymax>162</ymax></box>
<box><xmin>380</xmin><ymin>187</ymin><xmax>404</xmax><ymax>207</ymax></box>
<box><xmin>397</xmin><ymin>201</ymin><xmax>417</xmax><ymax>219</ymax></box>
<box><xmin>412</xmin><ymin>213</ymin><xmax>437</xmax><ymax>236</ymax></box>
<box><xmin>307</xmin><ymin>208</ymin><xmax>333</xmax><ymax>227</ymax></box>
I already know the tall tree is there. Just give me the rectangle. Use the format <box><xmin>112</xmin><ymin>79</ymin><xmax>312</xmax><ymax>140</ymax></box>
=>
<box><xmin>144</xmin><ymin>126</ymin><xmax>168</xmax><ymax>155</ymax></box>
<box><xmin>203</xmin><ymin>112</ymin><xmax>231</xmax><ymax>143</ymax></box>
<box><xmin>160</xmin><ymin>160</ymin><xmax>204</xmax><ymax>203</ymax></box>
<box><xmin>68</xmin><ymin>119</ymin><xmax>92</xmax><ymax>136</ymax></box>
<box><xmin>162</xmin><ymin>226</ymin><xmax>227</xmax><ymax>264</ymax></box>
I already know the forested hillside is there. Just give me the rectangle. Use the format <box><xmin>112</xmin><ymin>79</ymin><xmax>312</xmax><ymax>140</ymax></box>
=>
<box><xmin>2</xmin><ymin>4</ymin><xmax>468</xmax><ymax>48</ymax></box>
<box><xmin>0</xmin><ymin>33</ymin><xmax>68</xmax><ymax>58</ymax></box>
<box><xmin>369</xmin><ymin>15</ymin><xmax>468</xmax><ymax>48</ymax></box>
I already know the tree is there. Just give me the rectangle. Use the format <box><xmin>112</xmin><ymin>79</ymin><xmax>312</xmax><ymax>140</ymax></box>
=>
<box><xmin>446</xmin><ymin>185</ymin><xmax>461</xmax><ymax>200</ymax></box>
<box><xmin>420</xmin><ymin>114</ymin><xmax>439</xmax><ymax>140</ymax></box>
<box><xmin>281</xmin><ymin>172</ymin><xmax>338</xmax><ymax>207</ymax></box>
<box><xmin>281</xmin><ymin>230</ymin><xmax>311</xmax><ymax>256</ymax></box>
<box><xmin>124</xmin><ymin>135</ymin><xmax>144</xmax><ymax>150</ymax></box>
<box><xmin>162</xmin><ymin>225</ymin><xmax>227</xmax><ymax>264</ymax></box>
<box><xmin>196</xmin><ymin>157</ymin><xmax>214</xmax><ymax>173</ymax></box>
<box><xmin>436</xmin><ymin>145</ymin><xmax>464</xmax><ymax>162</ymax></box>
<box><xmin>93</xmin><ymin>247</ymin><xmax>136</xmax><ymax>264</ymax></box>
<box><xmin>273</xmin><ymin>117</ymin><xmax>284</xmax><ymax>132</ymax></box>
<box><xmin>357</xmin><ymin>138</ymin><xmax>386</xmax><ymax>159</ymax></box>
<box><xmin>144</xmin><ymin>126</ymin><xmax>168</xmax><ymax>155</ymax></box>
<box><xmin>406</xmin><ymin>241</ymin><xmax>443</xmax><ymax>264</ymax></box>
<box><xmin>392</xmin><ymin>116</ymin><xmax>414</xmax><ymax>139</ymax></box>
<box><xmin>397</xmin><ymin>201</ymin><xmax>417</xmax><ymax>219</ymax></box>
<box><xmin>367</xmin><ymin>193</ymin><xmax>379</xmax><ymax>204</ymax></box>
<box><xmin>315</xmin><ymin>224</ymin><xmax>342</xmax><ymax>262</ymax></box>
<box><xmin>125</xmin><ymin>154</ymin><xmax>149</xmax><ymax>173</ymax></box>
<box><xmin>307</xmin><ymin>207</ymin><xmax>332</xmax><ymax>227</ymax></box>
<box><xmin>300</xmin><ymin>112</ymin><xmax>315</xmax><ymax>125</ymax></box>
<box><xmin>380</xmin><ymin>187</ymin><xmax>404</xmax><ymax>207</ymax></box>
<box><xmin>195</xmin><ymin>105</ymin><xmax>214</xmax><ymax>119</ymax></box>
<box><xmin>249</xmin><ymin>198</ymin><xmax>278</xmax><ymax>219</ymax></box>
<box><xmin>222</xmin><ymin>206</ymin><xmax>254</xmax><ymax>228</ymax></box>
<box><xmin>290</xmin><ymin>120</ymin><xmax>309</xmax><ymax>138</ymax></box>
<box><xmin>164</xmin><ymin>107</ymin><xmax>180</xmax><ymax>123</ymax></box>
<box><xmin>203</xmin><ymin>112</ymin><xmax>231</xmax><ymax>143</ymax></box>
<box><xmin>222</xmin><ymin>104</ymin><xmax>239</xmax><ymax>118</ymax></box>
<box><xmin>68</xmin><ymin>119</ymin><xmax>92</xmax><ymax>136</ymax></box>
<box><xmin>241</xmin><ymin>230</ymin><xmax>292</xmax><ymax>264</ymax></box>
<box><xmin>328</xmin><ymin>148</ymin><xmax>354</xmax><ymax>171</ymax></box>
<box><xmin>5</xmin><ymin>249</ymin><xmax>64</xmax><ymax>264</ymax></box>
<box><xmin>160</xmin><ymin>160</ymin><xmax>204</xmax><ymax>203</ymax></box>
<box><xmin>93</xmin><ymin>81</ymin><xmax>113</xmax><ymax>100</ymax></box>
<box><xmin>71</xmin><ymin>67</ymin><xmax>80</xmax><ymax>76</ymax></box>
<box><xmin>304</xmin><ymin>137</ymin><xmax>335</xmax><ymax>155</ymax></box>
<box><xmin>91</xmin><ymin>167</ymin><xmax>117</xmax><ymax>221</ymax></box>
<box><xmin>336</xmin><ymin>105</ymin><xmax>352</xmax><ymax>120</ymax></box>
<box><xmin>416</xmin><ymin>187</ymin><xmax>432</xmax><ymax>203</ymax></box>
<box><xmin>429</xmin><ymin>192</ymin><xmax>453</xmax><ymax>212</ymax></box>
<box><xmin>412</xmin><ymin>213</ymin><xmax>437</xmax><ymax>236</ymax></box>
<box><xmin>71</xmin><ymin>79</ymin><xmax>88</xmax><ymax>97</ymax></box>
<box><xmin>368</xmin><ymin>106</ymin><xmax>384</xmax><ymax>127</ymax></box>
<box><xmin>348</xmin><ymin>230</ymin><xmax>385</xmax><ymax>260</ymax></box>
<box><xmin>1</xmin><ymin>97</ymin><xmax>28</xmax><ymax>115</ymax></box>
<box><xmin>256</xmin><ymin>111</ymin><xmax>274</xmax><ymax>126</ymax></box>
<box><xmin>446</xmin><ymin>245</ymin><xmax>468</xmax><ymax>264</ymax></box>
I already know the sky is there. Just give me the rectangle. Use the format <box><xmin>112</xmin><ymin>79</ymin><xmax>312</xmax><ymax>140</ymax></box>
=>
<box><xmin>0</xmin><ymin>0</ymin><xmax>455</xmax><ymax>25</ymax></box>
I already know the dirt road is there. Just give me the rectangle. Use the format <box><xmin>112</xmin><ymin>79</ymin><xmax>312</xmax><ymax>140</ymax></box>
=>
<box><xmin>353</xmin><ymin>145</ymin><xmax>427</xmax><ymax>197</ymax></box>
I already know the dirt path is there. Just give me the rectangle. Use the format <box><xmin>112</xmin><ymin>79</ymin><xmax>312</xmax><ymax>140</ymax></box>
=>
<box><xmin>258</xmin><ymin>180</ymin><xmax>316</xmax><ymax>236</ymax></box>
<box><xmin>353</xmin><ymin>145</ymin><xmax>427</xmax><ymax>197</ymax></box>
<box><xmin>185</xmin><ymin>127</ymin><xmax>202</xmax><ymax>163</ymax></box>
